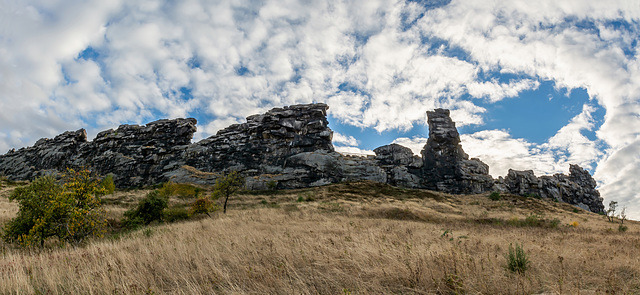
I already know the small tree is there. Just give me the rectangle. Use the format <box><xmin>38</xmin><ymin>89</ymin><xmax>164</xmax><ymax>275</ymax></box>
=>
<box><xmin>189</xmin><ymin>198</ymin><xmax>217</xmax><ymax>217</ymax></box>
<box><xmin>3</xmin><ymin>169</ymin><xmax>107</xmax><ymax>247</ymax></box>
<box><xmin>212</xmin><ymin>171</ymin><xmax>244</xmax><ymax>214</ymax></box>
<box><xmin>619</xmin><ymin>206</ymin><xmax>627</xmax><ymax>225</ymax></box>
<box><xmin>99</xmin><ymin>174</ymin><xmax>116</xmax><ymax>196</ymax></box>
<box><xmin>606</xmin><ymin>200</ymin><xmax>618</xmax><ymax>223</ymax></box>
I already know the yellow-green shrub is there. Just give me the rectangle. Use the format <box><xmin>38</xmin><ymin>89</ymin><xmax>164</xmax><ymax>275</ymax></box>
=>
<box><xmin>2</xmin><ymin>169</ymin><xmax>107</xmax><ymax>247</ymax></box>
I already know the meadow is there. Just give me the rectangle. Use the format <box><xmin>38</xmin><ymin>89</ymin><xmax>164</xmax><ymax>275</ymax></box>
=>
<box><xmin>0</xmin><ymin>180</ymin><xmax>638</xmax><ymax>294</ymax></box>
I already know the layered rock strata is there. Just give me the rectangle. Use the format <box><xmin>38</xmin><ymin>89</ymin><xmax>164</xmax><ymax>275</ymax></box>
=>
<box><xmin>0</xmin><ymin>103</ymin><xmax>604</xmax><ymax>212</ymax></box>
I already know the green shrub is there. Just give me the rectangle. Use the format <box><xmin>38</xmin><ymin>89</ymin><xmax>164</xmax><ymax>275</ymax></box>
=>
<box><xmin>99</xmin><ymin>174</ymin><xmax>116</xmax><ymax>195</ymax></box>
<box><xmin>296</xmin><ymin>196</ymin><xmax>305</xmax><ymax>202</ymax></box>
<box><xmin>618</xmin><ymin>224</ymin><xmax>629</xmax><ymax>232</ymax></box>
<box><xmin>505</xmin><ymin>243</ymin><xmax>530</xmax><ymax>274</ymax></box>
<box><xmin>122</xmin><ymin>190</ymin><xmax>168</xmax><ymax>229</ymax></box>
<box><xmin>523</xmin><ymin>214</ymin><xmax>543</xmax><ymax>227</ymax></box>
<box><xmin>157</xmin><ymin>181</ymin><xmax>201</xmax><ymax>199</ymax></box>
<box><xmin>266</xmin><ymin>180</ymin><xmax>278</xmax><ymax>191</ymax></box>
<box><xmin>189</xmin><ymin>198</ymin><xmax>217</xmax><ymax>217</ymax></box>
<box><xmin>3</xmin><ymin>169</ymin><xmax>107</xmax><ymax>247</ymax></box>
<box><xmin>525</xmin><ymin>193</ymin><xmax>540</xmax><ymax>199</ymax></box>
<box><xmin>164</xmin><ymin>207</ymin><xmax>191</xmax><ymax>222</ymax></box>
<box><xmin>488</xmin><ymin>191</ymin><xmax>501</xmax><ymax>201</ymax></box>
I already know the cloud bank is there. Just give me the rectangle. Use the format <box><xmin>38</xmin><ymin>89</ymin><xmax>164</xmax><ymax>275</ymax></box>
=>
<box><xmin>1</xmin><ymin>0</ymin><xmax>639</xmax><ymax>218</ymax></box>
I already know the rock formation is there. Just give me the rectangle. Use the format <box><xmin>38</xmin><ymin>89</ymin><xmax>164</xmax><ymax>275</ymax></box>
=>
<box><xmin>0</xmin><ymin>103</ymin><xmax>604</xmax><ymax>213</ymax></box>
<box><xmin>0</xmin><ymin>118</ymin><xmax>197</xmax><ymax>187</ymax></box>
<box><xmin>421</xmin><ymin>109</ymin><xmax>494</xmax><ymax>194</ymax></box>
<box><xmin>495</xmin><ymin>165</ymin><xmax>604</xmax><ymax>213</ymax></box>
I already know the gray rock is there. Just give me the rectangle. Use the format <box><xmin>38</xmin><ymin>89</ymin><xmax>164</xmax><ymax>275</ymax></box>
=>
<box><xmin>0</xmin><ymin>103</ymin><xmax>604</xmax><ymax>213</ymax></box>
<box><xmin>420</xmin><ymin>109</ymin><xmax>494</xmax><ymax>194</ymax></box>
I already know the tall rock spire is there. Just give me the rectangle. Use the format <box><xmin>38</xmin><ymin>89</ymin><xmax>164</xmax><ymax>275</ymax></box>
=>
<box><xmin>421</xmin><ymin>109</ymin><xmax>494</xmax><ymax>194</ymax></box>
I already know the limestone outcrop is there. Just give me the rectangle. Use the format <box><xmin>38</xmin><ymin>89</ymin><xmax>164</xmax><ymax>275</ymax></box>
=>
<box><xmin>0</xmin><ymin>103</ymin><xmax>604</xmax><ymax>213</ymax></box>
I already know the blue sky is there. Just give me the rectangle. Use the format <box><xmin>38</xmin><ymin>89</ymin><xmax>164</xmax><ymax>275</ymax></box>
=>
<box><xmin>1</xmin><ymin>0</ymin><xmax>639</xmax><ymax>218</ymax></box>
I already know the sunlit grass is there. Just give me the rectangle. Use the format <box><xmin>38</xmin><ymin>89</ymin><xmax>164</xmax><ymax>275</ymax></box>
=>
<box><xmin>0</xmin><ymin>181</ymin><xmax>638</xmax><ymax>294</ymax></box>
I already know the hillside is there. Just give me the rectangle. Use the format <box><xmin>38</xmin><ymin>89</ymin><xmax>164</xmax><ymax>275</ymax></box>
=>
<box><xmin>0</xmin><ymin>180</ymin><xmax>637</xmax><ymax>294</ymax></box>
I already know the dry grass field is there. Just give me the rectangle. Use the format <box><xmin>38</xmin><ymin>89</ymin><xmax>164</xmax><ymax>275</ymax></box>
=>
<box><xmin>0</xmin><ymin>180</ymin><xmax>639</xmax><ymax>294</ymax></box>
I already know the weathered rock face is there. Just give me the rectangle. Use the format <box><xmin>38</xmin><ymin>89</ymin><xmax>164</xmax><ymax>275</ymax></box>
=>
<box><xmin>184</xmin><ymin>103</ymin><xmax>333</xmax><ymax>173</ymax></box>
<box><xmin>0</xmin><ymin>129</ymin><xmax>88</xmax><ymax>180</ymax></box>
<box><xmin>0</xmin><ymin>103</ymin><xmax>604</xmax><ymax>213</ymax></box>
<box><xmin>374</xmin><ymin>144</ymin><xmax>423</xmax><ymax>188</ymax></box>
<box><xmin>421</xmin><ymin>109</ymin><xmax>494</xmax><ymax>194</ymax></box>
<box><xmin>0</xmin><ymin>118</ymin><xmax>197</xmax><ymax>187</ymax></box>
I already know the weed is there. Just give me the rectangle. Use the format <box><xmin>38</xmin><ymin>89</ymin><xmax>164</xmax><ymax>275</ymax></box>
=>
<box><xmin>505</xmin><ymin>243</ymin><xmax>530</xmax><ymax>274</ymax></box>
<box><xmin>618</xmin><ymin>224</ymin><xmax>628</xmax><ymax>232</ymax></box>
<box><xmin>143</xmin><ymin>228</ymin><xmax>154</xmax><ymax>237</ymax></box>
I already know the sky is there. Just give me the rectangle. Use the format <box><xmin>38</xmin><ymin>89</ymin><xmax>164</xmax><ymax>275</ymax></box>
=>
<box><xmin>1</xmin><ymin>0</ymin><xmax>639</xmax><ymax>218</ymax></box>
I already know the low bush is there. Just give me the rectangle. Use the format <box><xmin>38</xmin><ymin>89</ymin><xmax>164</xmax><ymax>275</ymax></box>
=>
<box><xmin>488</xmin><ymin>191</ymin><xmax>501</xmax><ymax>201</ymax></box>
<box><xmin>157</xmin><ymin>182</ymin><xmax>202</xmax><ymax>199</ymax></box>
<box><xmin>165</xmin><ymin>207</ymin><xmax>190</xmax><ymax>222</ymax></box>
<box><xmin>122</xmin><ymin>190</ymin><xmax>168</xmax><ymax>229</ymax></box>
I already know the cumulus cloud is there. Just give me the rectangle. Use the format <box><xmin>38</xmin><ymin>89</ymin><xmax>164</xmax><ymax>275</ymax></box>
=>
<box><xmin>391</xmin><ymin>136</ymin><xmax>428</xmax><ymax>156</ymax></box>
<box><xmin>1</xmin><ymin>0</ymin><xmax>639</xmax><ymax>218</ymax></box>
<box><xmin>461</xmin><ymin>130</ymin><xmax>563</xmax><ymax>177</ymax></box>
<box><xmin>334</xmin><ymin>146</ymin><xmax>375</xmax><ymax>156</ymax></box>
<box><xmin>332</xmin><ymin>132</ymin><xmax>359</xmax><ymax>147</ymax></box>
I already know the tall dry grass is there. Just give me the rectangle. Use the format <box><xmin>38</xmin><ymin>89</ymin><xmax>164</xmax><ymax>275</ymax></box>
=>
<box><xmin>0</xmin><ymin>181</ymin><xmax>638</xmax><ymax>294</ymax></box>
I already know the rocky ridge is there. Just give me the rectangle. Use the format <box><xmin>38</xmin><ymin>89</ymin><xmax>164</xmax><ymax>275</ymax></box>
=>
<box><xmin>0</xmin><ymin>103</ymin><xmax>604</xmax><ymax>213</ymax></box>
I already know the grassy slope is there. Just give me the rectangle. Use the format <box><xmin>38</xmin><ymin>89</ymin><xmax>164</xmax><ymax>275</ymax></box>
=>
<box><xmin>0</xmin><ymin>181</ymin><xmax>639</xmax><ymax>294</ymax></box>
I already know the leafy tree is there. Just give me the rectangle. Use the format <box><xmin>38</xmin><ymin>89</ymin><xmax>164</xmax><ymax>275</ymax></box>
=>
<box><xmin>3</xmin><ymin>169</ymin><xmax>107</xmax><ymax>247</ymax></box>
<box><xmin>212</xmin><ymin>171</ymin><xmax>244</xmax><ymax>214</ymax></box>
<box><xmin>619</xmin><ymin>206</ymin><xmax>627</xmax><ymax>225</ymax></box>
<box><xmin>606</xmin><ymin>200</ymin><xmax>618</xmax><ymax>223</ymax></box>
<box><xmin>122</xmin><ymin>190</ymin><xmax>168</xmax><ymax>229</ymax></box>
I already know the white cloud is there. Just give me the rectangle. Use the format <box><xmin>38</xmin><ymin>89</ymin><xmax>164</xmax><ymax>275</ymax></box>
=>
<box><xmin>467</xmin><ymin>79</ymin><xmax>540</xmax><ymax>102</ymax></box>
<box><xmin>334</xmin><ymin>146</ymin><xmax>375</xmax><ymax>156</ymax></box>
<box><xmin>391</xmin><ymin>136</ymin><xmax>428</xmax><ymax>156</ymax></box>
<box><xmin>461</xmin><ymin>130</ymin><xmax>563</xmax><ymax>177</ymax></box>
<box><xmin>546</xmin><ymin>104</ymin><xmax>603</xmax><ymax>169</ymax></box>
<box><xmin>332</xmin><ymin>132</ymin><xmax>359</xmax><ymax>147</ymax></box>
<box><xmin>595</xmin><ymin>139</ymin><xmax>640</xmax><ymax>220</ymax></box>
